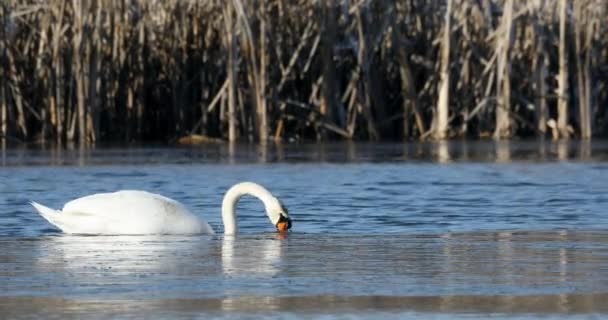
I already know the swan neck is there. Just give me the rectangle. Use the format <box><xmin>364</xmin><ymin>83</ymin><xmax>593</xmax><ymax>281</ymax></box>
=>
<box><xmin>221</xmin><ymin>182</ymin><xmax>275</xmax><ymax>234</ymax></box>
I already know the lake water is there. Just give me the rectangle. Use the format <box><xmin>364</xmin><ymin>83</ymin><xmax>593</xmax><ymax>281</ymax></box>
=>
<box><xmin>1</xmin><ymin>141</ymin><xmax>608</xmax><ymax>319</ymax></box>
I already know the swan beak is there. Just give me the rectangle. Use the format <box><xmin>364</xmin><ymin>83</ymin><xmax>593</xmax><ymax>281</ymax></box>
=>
<box><xmin>276</xmin><ymin>215</ymin><xmax>291</xmax><ymax>233</ymax></box>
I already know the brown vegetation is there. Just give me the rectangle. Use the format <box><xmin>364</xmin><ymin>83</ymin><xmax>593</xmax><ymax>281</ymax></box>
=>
<box><xmin>1</xmin><ymin>0</ymin><xmax>607</xmax><ymax>145</ymax></box>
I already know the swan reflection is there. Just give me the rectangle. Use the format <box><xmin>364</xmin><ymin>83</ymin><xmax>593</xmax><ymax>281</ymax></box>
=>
<box><xmin>220</xmin><ymin>234</ymin><xmax>286</xmax><ymax>312</ymax></box>
<box><xmin>221</xmin><ymin>234</ymin><xmax>286</xmax><ymax>276</ymax></box>
<box><xmin>35</xmin><ymin>235</ymin><xmax>212</xmax><ymax>283</ymax></box>
<box><xmin>33</xmin><ymin>233</ymin><xmax>286</xmax><ymax>291</ymax></box>
<box><xmin>14</xmin><ymin>231</ymin><xmax>608</xmax><ymax>315</ymax></box>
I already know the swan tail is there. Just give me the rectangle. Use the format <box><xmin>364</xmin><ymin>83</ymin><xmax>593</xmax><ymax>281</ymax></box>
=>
<box><xmin>31</xmin><ymin>201</ymin><xmax>65</xmax><ymax>231</ymax></box>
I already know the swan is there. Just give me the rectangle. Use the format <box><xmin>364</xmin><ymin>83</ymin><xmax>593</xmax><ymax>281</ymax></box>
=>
<box><xmin>30</xmin><ymin>182</ymin><xmax>292</xmax><ymax>235</ymax></box>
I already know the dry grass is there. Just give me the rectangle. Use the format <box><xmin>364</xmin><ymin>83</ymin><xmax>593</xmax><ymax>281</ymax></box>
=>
<box><xmin>0</xmin><ymin>0</ymin><xmax>607</xmax><ymax>144</ymax></box>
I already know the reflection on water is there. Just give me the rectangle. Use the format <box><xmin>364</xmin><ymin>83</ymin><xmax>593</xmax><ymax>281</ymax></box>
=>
<box><xmin>1</xmin><ymin>231</ymin><xmax>608</xmax><ymax>317</ymax></box>
<box><xmin>221</xmin><ymin>235</ymin><xmax>285</xmax><ymax>277</ymax></box>
<box><xmin>35</xmin><ymin>235</ymin><xmax>212</xmax><ymax>277</ymax></box>
<box><xmin>3</xmin><ymin>140</ymin><xmax>608</xmax><ymax>166</ymax></box>
<box><xmin>2</xmin><ymin>143</ymin><xmax>608</xmax><ymax>318</ymax></box>
<box><xmin>1</xmin><ymin>293</ymin><xmax>607</xmax><ymax>319</ymax></box>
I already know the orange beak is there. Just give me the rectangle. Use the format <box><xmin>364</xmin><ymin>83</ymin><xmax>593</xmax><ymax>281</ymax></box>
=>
<box><xmin>276</xmin><ymin>221</ymin><xmax>289</xmax><ymax>233</ymax></box>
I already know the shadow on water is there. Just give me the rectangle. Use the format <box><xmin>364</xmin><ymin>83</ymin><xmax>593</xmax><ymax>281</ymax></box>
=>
<box><xmin>1</xmin><ymin>139</ymin><xmax>608</xmax><ymax>166</ymax></box>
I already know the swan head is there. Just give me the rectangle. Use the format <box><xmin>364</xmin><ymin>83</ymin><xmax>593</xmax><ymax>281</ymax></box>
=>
<box><xmin>266</xmin><ymin>199</ymin><xmax>292</xmax><ymax>233</ymax></box>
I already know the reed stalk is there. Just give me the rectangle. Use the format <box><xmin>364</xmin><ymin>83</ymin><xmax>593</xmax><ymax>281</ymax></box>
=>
<box><xmin>435</xmin><ymin>0</ymin><xmax>451</xmax><ymax>140</ymax></box>
<box><xmin>1</xmin><ymin>0</ymin><xmax>608</xmax><ymax>144</ymax></box>
<box><xmin>556</xmin><ymin>0</ymin><xmax>570</xmax><ymax>139</ymax></box>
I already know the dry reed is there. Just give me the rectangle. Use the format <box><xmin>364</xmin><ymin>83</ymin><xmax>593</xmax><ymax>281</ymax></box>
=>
<box><xmin>0</xmin><ymin>0</ymin><xmax>607</xmax><ymax>145</ymax></box>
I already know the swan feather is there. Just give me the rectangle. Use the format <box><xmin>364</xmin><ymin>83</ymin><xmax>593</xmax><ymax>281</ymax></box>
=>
<box><xmin>34</xmin><ymin>190</ymin><xmax>213</xmax><ymax>235</ymax></box>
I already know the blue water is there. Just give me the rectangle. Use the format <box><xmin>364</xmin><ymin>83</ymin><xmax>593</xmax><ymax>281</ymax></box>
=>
<box><xmin>1</xmin><ymin>142</ymin><xmax>608</xmax><ymax>319</ymax></box>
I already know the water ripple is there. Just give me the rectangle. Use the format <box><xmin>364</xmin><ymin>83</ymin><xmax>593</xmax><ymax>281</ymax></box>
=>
<box><xmin>2</xmin><ymin>146</ymin><xmax>608</xmax><ymax>318</ymax></box>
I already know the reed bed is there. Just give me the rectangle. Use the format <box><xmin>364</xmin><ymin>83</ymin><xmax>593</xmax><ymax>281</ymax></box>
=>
<box><xmin>1</xmin><ymin>0</ymin><xmax>607</xmax><ymax>144</ymax></box>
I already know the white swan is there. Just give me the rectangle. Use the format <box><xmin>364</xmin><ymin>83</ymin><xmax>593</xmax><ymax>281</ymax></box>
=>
<box><xmin>30</xmin><ymin>182</ymin><xmax>291</xmax><ymax>235</ymax></box>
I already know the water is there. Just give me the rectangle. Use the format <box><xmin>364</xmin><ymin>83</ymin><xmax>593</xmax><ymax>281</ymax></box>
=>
<box><xmin>1</xmin><ymin>141</ymin><xmax>608</xmax><ymax>319</ymax></box>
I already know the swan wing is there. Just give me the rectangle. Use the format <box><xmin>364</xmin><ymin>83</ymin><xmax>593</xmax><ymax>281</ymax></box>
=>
<box><xmin>53</xmin><ymin>190</ymin><xmax>214</xmax><ymax>235</ymax></box>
